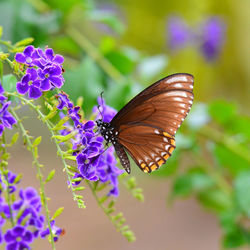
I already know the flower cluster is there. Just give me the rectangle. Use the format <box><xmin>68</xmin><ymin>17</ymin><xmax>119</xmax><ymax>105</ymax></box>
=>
<box><xmin>0</xmin><ymin>82</ymin><xmax>16</xmax><ymax>136</ymax></box>
<box><xmin>57</xmin><ymin>93</ymin><xmax>123</xmax><ymax>196</ymax></box>
<box><xmin>0</xmin><ymin>170</ymin><xmax>62</xmax><ymax>249</ymax></box>
<box><xmin>15</xmin><ymin>46</ymin><xmax>64</xmax><ymax>99</ymax></box>
<box><xmin>167</xmin><ymin>16</ymin><xmax>226</xmax><ymax>61</ymax></box>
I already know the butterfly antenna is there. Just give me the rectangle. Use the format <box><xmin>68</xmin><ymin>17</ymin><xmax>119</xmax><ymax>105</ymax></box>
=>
<box><xmin>97</xmin><ymin>91</ymin><xmax>105</xmax><ymax>120</ymax></box>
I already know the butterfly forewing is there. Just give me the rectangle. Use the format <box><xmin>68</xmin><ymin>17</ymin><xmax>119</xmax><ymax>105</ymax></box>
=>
<box><xmin>104</xmin><ymin>73</ymin><xmax>194</xmax><ymax>173</ymax></box>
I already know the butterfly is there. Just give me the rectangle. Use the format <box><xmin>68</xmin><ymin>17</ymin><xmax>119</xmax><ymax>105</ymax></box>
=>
<box><xmin>96</xmin><ymin>73</ymin><xmax>194</xmax><ymax>174</ymax></box>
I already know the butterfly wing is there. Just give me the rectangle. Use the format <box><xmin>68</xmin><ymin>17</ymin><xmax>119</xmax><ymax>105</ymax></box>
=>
<box><xmin>111</xmin><ymin>73</ymin><xmax>194</xmax><ymax>173</ymax></box>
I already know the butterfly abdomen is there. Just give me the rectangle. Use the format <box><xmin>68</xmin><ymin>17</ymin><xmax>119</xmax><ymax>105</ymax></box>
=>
<box><xmin>113</xmin><ymin>142</ymin><xmax>130</xmax><ymax>174</ymax></box>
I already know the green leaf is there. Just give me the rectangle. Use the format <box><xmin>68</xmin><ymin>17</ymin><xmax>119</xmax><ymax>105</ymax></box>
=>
<box><xmin>52</xmin><ymin>207</ymin><xmax>64</xmax><ymax>220</ymax></box>
<box><xmin>14</xmin><ymin>37</ymin><xmax>34</xmax><ymax>47</ymax></box>
<box><xmin>0</xmin><ymin>26</ymin><xmax>2</xmax><ymax>38</ymax></box>
<box><xmin>63</xmin><ymin>57</ymin><xmax>103</xmax><ymax>115</ymax></box>
<box><xmin>2</xmin><ymin>74</ymin><xmax>17</xmax><ymax>93</ymax></box>
<box><xmin>10</xmin><ymin>132</ymin><xmax>19</xmax><ymax>145</ymax></box>
<box><xmin>223</xmin><ymin>227</ymin><xmax>249</xmax><ymax>248</ymax></box>
<box><xmin>172</xmin><ymin>168</ymin><xmax>215</xmax><ymax>197</ymax></box>
<box><xmin>198</xmin><ymin>189</ymin><xmax>232</xmax><ymax>213</ymax></box>
<box><xmin>209</xmin><ymin>100</ymin><xmax>236</xmax><ymax>125</ymax></box>
<box><xmin>45</xmin><ymin>169</ymin><xmax>55</xmax><ymax>183</ymax></box>
<box><xmin>234</xmin><ymin>171</ymin><xmax>250</xmax><ymax>217</ymax></box>
<box><xmin>88</xmin><ymin>10</ymin><xmax>125</xmax><ymax>35</ymax></box>
<box><xmin>214</xmin><ymin>144</ymin><xmax>249</xmax><ymax>176</ymax></box>
<box><xmin>33</xmin><ymin>136</ymin><xmax>42</xmax><ymax>147</ymax></box>
<box><xmin>105</xmin><ymin>50</ymin><xmax>135</xmax><ymax>75</ymax></box>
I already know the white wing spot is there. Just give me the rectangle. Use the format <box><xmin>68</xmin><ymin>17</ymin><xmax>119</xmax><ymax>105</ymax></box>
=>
<box><xmin>165</xmin><ymin>145</ymin><xmax>171</xmax><ymax>151</ymax></box>
<box><xmin>173</xmin><ymin>97</ymin><xmax>184</xmax><ymax>102</ymax></box>
<box><xmin>165</xmin><ymin>76</ymin><xmax>188</xmax><ymax>84</ymax></box>
<box><xmin>154</xmin><ymin>129</ymin><xmax>160</xmax><ymax>134</ymax></box>
<box><xmin>163</xmin><ymin>137</ymin><xmax>169</xmax><ymax>143</ymax></box>
<box><xmin>164</xmin><ymin>91</ymin><xmax>188</xmax><ymax>98</ymax></box>
<box><xmin>172</xmin><ymin>83</ymin><xmax>183</xmax><ymax>88</ymax></box>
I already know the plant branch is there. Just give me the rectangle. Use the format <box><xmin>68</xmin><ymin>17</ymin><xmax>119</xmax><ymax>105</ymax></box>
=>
<box><xmin>10</xmin><ymin>107</ymin><xmax>56</xmax><ymax>250</ymax></box>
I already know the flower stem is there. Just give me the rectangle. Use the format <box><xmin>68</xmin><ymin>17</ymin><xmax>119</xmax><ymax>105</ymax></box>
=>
<box><xmin>10</xmin><ymin>107</ymin><xmax>56</xmax><ymax>250</ymax></box>
<box><xmin>198</xmin><ymin>125</ymin><xmax>250</xmax><ymax>164</ymax></box>
<box><xmin>65</xmin><ymin>27</ymin><xmax>125</xmax><ymax>83</ymax></box>
<box><xmin>0</xmin><ymin>133</ymin><xmax>15</xmax><ymax>227</ymax></box>
<box><xmin>8</xmin><ymin>92</ymin><xmax>84</xmax><ymax>208</ymax></box>
<box><xmin>86</xmin><ymin>180</ymin><xmax>121</xmax><ymax>231</ymax></box>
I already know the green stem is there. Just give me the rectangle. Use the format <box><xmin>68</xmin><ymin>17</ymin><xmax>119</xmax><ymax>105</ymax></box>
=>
<box><xmin>0</xmin><ymin>40</ymin><xmax>15</xmax><ymax>50</ymax></box>
<box><xmin>10</xmin><ymin>108</ymin><xmax>56</xmax><ymax>250</ymax></box>
<box><xmin>65</xmin><ymin>27</ymin><xmax>124</xmax><ymax>83</ymax></box>
<box><xmin>86</xmin><ymin>180</ymin><xmax>121</xmax><ymax>231</ymax></box>
<box><xmin>198</xmin><ymin>126</ymin><xmax>250</xmax><ymax>164</ymax></box>
<box><xmin>0</xmin><ymin>133</ymin><xmax>15</xmax><ymax>226</ymax></box>
<box><xmin>8</xmin><ymin>92</ymin><xmax>83</xmax><ymax>208</ymax></box>
<box><xmin>192</xmin><ymin>151</ymin><xmax>232</xmax><ymax>195</ymax></box>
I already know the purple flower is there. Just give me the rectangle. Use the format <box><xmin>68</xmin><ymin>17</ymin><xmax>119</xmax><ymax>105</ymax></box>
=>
<box><xmin>4</xmin><ymin>226</ymin><xmax>33</xmax><ymax>250</ymax></box>
<box><xmin>38</xmin><ymin>65</ymin><xmax>64</xmax><ymax>89</ymax></box>
<box><xmin>93</xmin><ymin>97</ymin><xmax>117</xmax><ymax>123</ymax></box>
<box><xmin>16</xmin><ymin>68</ymin><xmax>42</xmax><ymax>99</ymax></box>
<box><xmin>40</xmin><ymin>220</ymin><xmax>62</xmax><ymax>242</ymax></box>
<box><xmin>0</xmin><ymin>82</ymin><xmax>17</xmax><ymax>136</ymax></box>
<box><xmin>15</xmin><ymin>46</ymin><xmax>36</xmax><ymax>66</ymax></box>
<box><xmin>97</xmin><ymin>147</ymin><xmax>124</xmax><ymax>196</ymax></box>
<box><xmin>15</xmin><ymin>46</ymin><xmax>65</xmax><ymax>99</ymax></box>
<box><xmin>167</xmin><ymin>16</ymin><xmax>192</xmax><ymax>51</ymax></box>
<box><xmin>0</xmin><ymin>171</ymin><xmax>19</xmax><ymax>194</ymax></box>
<box><xmin>166</xmin><ymin>15</ymin><xmax>226</xmax><ymax>62</ymax></box>
<box><xmin>200</xmin><ymin>17</ymin><xmax>226</xmax><ymax>61</ymax></box>
<box><xmin>57</xmin><ymin>92</ymin><xmax>73</xmax><ymax>110</ymax></box>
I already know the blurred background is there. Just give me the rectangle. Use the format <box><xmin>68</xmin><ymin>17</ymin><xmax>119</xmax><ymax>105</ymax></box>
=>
<box><xmin>1</xmin><ymin>0</ymin><xmax>250</xmax><ymax>249</ymax></box>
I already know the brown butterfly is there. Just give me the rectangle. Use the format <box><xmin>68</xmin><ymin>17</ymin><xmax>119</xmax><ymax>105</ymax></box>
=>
<box><xmin>97</xmin><ymin>73</ymin><xmax>194</xmax><ymax>173</ymax></box>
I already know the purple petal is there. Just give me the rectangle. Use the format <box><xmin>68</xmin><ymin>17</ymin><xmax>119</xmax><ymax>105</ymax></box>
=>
<box><xmin>16</xmin><ymin>82</ymin><xmax>29</xmax><ymax>95</ymax></box>
<box><xmin>15</xmin><ymin>53</ymin><xmax>26</xmax><ymax>63</ymax></box>
<box><xmin>0</xmin><ymin>124</ymin><xmax>4</xmax><ymax>136</ymax></box>
<box><xmin>13</xmin><ymin>226</ymin><xmax>25</xmax><ymax>236</ymax></box>
<box><xmin>83</xmin><ymin>120</ymin><xmax>95</xmax><ymax>131</ymax></box>
<box><xmin>28</xmin><ymin>86</ymin><xmax>42</xmax><ymax>99</ymax></box>
<box><xmin>53</xmin><ymin>55</ymin><xmax>64</xmax><ymax>64</ymax></box>
<box><xmin>23</xmin><ymin>231</ymin><xmax>33</xmax><ymax>242</ymax></box>
<box><xmin>23</xmin><ymin>45</ymin><xmax>35</xmax><ymax>57</ymax></box>
<box><xmin>4</xmin><ymin>230</ymin><xmax>14</xmax><ymax>242</ymax></box>
<box><xmin>45</xmin><ymin>48</ymin><xmax>54</xmax><ymax>60</ymax></box>
<box><xmin>6</xmin><ymin>242</ymin><xmax>18</xmax><ymax>250</ymax></box>
<box><xmin>40</xmin><ymin>78</ymin><xmax>51</xmax><ymax>91</ymax></box>
<box><xmin>21</xmin><ymin>74</ymin><xmax>30</xmax><ymax>84</ymax></box>
<box><xmin>49</xmin><ymin>65</ymin><xmax>62</xmax><ymax>76</ymax></box>
<box><xmin>24</xmin><ymin>187</ymin><xmax>37</xmax><ymax>200</ymax></box>
<box><xmin>49</xmin><ymin>76</ymin><xmax>63</xmax><ymax>88</ymax></box>
<box><xmin>26</xmin><ymin>68</ymin><xmax>38</xmax><ymax>80</ymax></box>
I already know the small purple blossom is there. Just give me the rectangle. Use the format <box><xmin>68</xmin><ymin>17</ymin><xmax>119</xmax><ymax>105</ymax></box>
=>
<box><xmin>4</xmin><ymin>225</ymin><xmax>33</xmax><ymax>250</ymax></box>
<box><xmin>200</xmin><ymin>17</ymin><xmax>226</xmax><ymax>61</ymax></box>
<box><xmin>15</xmin><ymin>46</ymin><xmax>36</xmax><ymax>66</ymax></box>
<box><xmin>0</xmin><ymin>169</ymin><xmax>62</xmax><ymax>247</ymax></box>
<box><xmin>0</xmin><ymin>82</ymin><xmax>16</xmax><ymax>136</ymax></box>
<box><xmin>93</xmin><ymin>97</ymin><xmax>117</xmax><ymax>123</ymax></box>
<box><xmin>40</xmin><ymin>220</ymin><xmax>62</xmax><ymax>242</ymax></box>
<box><xmin>0</xmin><ymin>171</ymin><xmax>19</xmax><ymax>194</ymax></box>
<box><xmin>58</xmin><ymin>94</ymin><xmax>123</xmax><ymax>196</ymax></box>
<box><xmin>167</xmin><ymin>16</ymin><xmax>192</xmax><ymax>50</ymax></box>
<box><xmin>97</xmin><ymin>147</ymin><xmax>124</xmax><ymax>196</ymax></box>
<box><xmin>15</xmin><ymin>46</ymin><xmax>65</xmax><ymax>99</ymax></box>
<box><xmin>166</xmin><ymin>15</ymin><xmax>226</xmax><ymax>62</ymax></box>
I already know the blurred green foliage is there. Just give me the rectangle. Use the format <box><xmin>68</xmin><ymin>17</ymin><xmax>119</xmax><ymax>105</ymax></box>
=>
<box><xmin>0</xmin><ymin>0</ymin><xmax>249</xmax><ymax>248</ymax></box>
